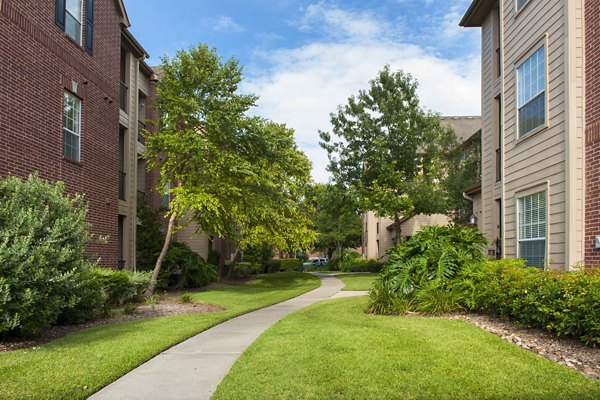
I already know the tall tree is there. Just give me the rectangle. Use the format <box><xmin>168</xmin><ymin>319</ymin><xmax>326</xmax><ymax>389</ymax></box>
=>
<box><xmin>319</xmin><ymin>66</ymin><xmax>457</xmax><ymax>240</ymax></box>
<box><xmin>312</xmin><ymin>183</ymin><xmax>362</xmax><ymax>259</ymax></box>
<box><xmin>143</xmin><ymin>44</ymin><xmax>256</xmax><ymax>295</ymax></box>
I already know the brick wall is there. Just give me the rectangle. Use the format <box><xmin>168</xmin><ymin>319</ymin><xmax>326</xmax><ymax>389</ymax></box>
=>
<box><xmin>0</xmin><ymin>0</ymin><xmax>122</xmax><ymax>266</ymax></box>
<box><xmin>585</xmin><ymin>0</ymin><xmax>600</xmax><ymax>265</ymax></box>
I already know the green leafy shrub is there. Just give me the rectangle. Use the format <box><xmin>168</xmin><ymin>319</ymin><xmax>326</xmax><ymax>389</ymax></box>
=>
<box><xmin>90</xmin><ymin>268</ymin><xmax>151</xmax><ymax>306</ymax></box>
<box><xmin>0</xmin><ymin>175</ymin><xmax>97</xmax><ymax>337</ymax></box>
<box><xmin>56</xmin><ymin>274</ymin><xmax>108</xmax><ymax>325</ymax></box>
<box><xmin>179</xmin><ymin>292</ymin><xmax>193</xmax><ymax>304</ymax></box>
<box><xmin>465</xmin><ymin>260</ymin><xmax>600</xmax><ymax>346</ymax></box>
<box><xmin>369</xmin><ymin>225</ymin><xmax>487</xmax><ymax>316</ymax></box>
<box><xmin>342</xmin><ymin>258</ymin><xmax>384</xmax><ymax>273</ymax></box>
<box><xmin>230</xmin><ymin>262</ymin><xmax>260</xmax><ymax>279</ymax></box>
<box><xmin>279</xmin><ymin>258</ymin><xmax>302</xmax><ymax>272</ymax></box>
<box><xmin>123</xmin><ymin>302</ymin><xmax>137</xmax><ymax>315</ymax></box>
<box><xmin>135</xmin><ymin>199</ymin><xmax>166</xmax><ymax>272</ymax></box>
<box><xmin>207</xmin><ymin>249</ymin><xmax>220</xmax><ymax>266</ymax></box>
<box><xmin>264</xmin><ymin>259</ymin><xmax>281</xmax><ymax>273</ymax></box>
<box><xmin>163</xmin><ymin>242</ymin><xmax>218</xmax><ymax>288</ymax></box>
<box><xmin>366</xmin><ymin>278</ymin><xmax>411</xmax><ymax>315</ymax></box>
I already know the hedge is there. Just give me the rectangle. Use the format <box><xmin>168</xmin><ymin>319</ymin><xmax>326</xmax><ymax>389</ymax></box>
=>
<box><xmin>460</xmin><ymin>259</ymin><xmax>600</xmax><ymax>346</ymax></box>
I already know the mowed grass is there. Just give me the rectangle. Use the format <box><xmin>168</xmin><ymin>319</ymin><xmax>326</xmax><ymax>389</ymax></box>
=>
<box><xmin>336</xmin><ymin>272</ymin><xmax>377</xmax><ymax>291</ymax></box>
<box><xmin>214</xmin><ymin>296</ymin><xmax>600</xmax><ymax>400</ymax></box>
<box><xmin>0</xmin><ymin>272</ymin><xmax>319</xmax><ymax>400</ymax></box>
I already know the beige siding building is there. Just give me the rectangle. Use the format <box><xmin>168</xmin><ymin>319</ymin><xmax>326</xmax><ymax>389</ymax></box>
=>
<box><xmin>362</xmin><ymin>116</ymin><xmax>482</xmax><ymax>259</ymax></box>
<box><xmin>461</xmin><ymin>0</ymin><xmax>585</xmax><ymax>269</ymax></box>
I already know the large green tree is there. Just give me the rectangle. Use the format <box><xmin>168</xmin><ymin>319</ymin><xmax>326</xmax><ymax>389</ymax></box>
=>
<box><xmin>312</xmin><ymin>183</ymin><xmax>361</xmax><ymax>259</ymax></box>
<box><xmin>320</xmin><ymin>66</ymin><xmax>458</xmax><ymax>240</ymax></box>
<box><xmin>143</xmin><ymin>45</ymin><xmax>315</xmax><ymax>293</ymax></box>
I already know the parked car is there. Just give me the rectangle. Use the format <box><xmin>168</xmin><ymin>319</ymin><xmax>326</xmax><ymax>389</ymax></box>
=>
<box><xmin>303</xmin><ymin>258</ymin><xmax>328</xmax><ymax>267</ymax></box>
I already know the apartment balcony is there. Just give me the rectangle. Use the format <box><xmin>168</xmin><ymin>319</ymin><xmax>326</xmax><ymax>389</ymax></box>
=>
<box><xmin>119</xmin><ymin>171</ymin><xmax>126</xmax><ymax>201</ymax></box>
<box><xmin>120</xmin><ymin>82</ymin><xmax>128</xmax><ymax>113</ymax></box>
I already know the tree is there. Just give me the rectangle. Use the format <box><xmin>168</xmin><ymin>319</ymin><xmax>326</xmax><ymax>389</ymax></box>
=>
<box><xmin>143</xmin><ymin>45</ymin><xmax>316</xmax><ymax>294</ymax></box>
<box><xmin>312</xmin><ymin>183</ymin><xmax>362</xmax><ymax>259</ymax></box>
<box><xmin>319</xmin><ymin>65</ymin><xmax>458</xmax><ymax>241</ymax></box>
<box><xmin>143</xmin><ymin>44</ymin><xmax>257</xmax><ymax>295</ymax></box>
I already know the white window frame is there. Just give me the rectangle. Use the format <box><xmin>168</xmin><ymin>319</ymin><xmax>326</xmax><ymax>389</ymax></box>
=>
<box><xmin>65</xmin><ymin>0</ymin><xmax>83</xmax><ymax>44</ymax></box>
<box><xmin>516</xmin><ymin>0</ymin><xmax>530</xmax><ymax>13</ymax></box>
<box><xmin>517</xmin><ymin>191</ymin><xmax>547</xmax><ymax>268</ymax></box>
<box><xmin>63</xmin><ymin>91</ymin><xmax>82</xmax><ymax>161</ymax></box>
<box><xmin>516</xmin><ymin>43</ymin><xmax>547</xmax><ymax>139</ymax></box>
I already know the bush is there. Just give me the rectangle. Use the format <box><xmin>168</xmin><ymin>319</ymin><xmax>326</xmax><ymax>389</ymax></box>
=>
<box><xmin>230</xmin><ymin>262</ymin><xmax>261</xmax><ymax>279</ymax></box>
<box><xmin>90</xmin><ymin>268</ymin><xmax>151</xmax><ymax>306</ymax></box>
<box><xmin>366</xmin><ymin>278</ymin><xmax>411</xmax><ymax>315</ymax></box>
<box><xmin>279</xmin><ymin>258</ymin><xmax>302</xmax><ymax>272</ymax></box>
<box><xmin>163</xmin><ymin>242</ymin><xmax>218</xmax><ymax>288</ymax></box>
<box><xmin>369</xmin><ymin>225</ymin><xmax>487</xmax><ymax>316</ymax></box>
<box><xmin>0</xmin><ymin>175</ymin><xmax>97</xmax><ymax>337</ymax></box>
<box><xmin>56</xmin><ymin>274</ymin><xmax>108</xmax><ymax>325</ymax></box>
<box><xmin>135</xmin><ymin>199</ymin><xmax>166</xmax><ymax>272</ymax></box>
<box><xmin>341</xmin><ymin>258</ymin><xmax>384</xmax><ymax>273</ymax></box>
<box><xmin>463</xmin><ymin>260</ymin><xmax>600</xmax><ymax>346</ymax></box>
<box><xmin>264</xmin><ymin>259</ymin><xmax>281</xmax><ymax>274</ymax></box>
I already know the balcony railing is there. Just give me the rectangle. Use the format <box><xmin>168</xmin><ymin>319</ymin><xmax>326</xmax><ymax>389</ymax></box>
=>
<box><xmin>496</xmin><ymin>148</ymin><xmax>502</xmax><ymax>182</ymax></box>
<box><xmin>119</xmin><ymin>171</ymin><xmax>126</xmax><ymax>200</ymax></box>
<box><xmin>120</xmin><ymin>82</ymin><xmax>128</xmax><ymax>113</ymax></box>
<box><xmin>137</xmin><ymin>121</ymin><xmax>146</xmax><ymax>144</ymax></box>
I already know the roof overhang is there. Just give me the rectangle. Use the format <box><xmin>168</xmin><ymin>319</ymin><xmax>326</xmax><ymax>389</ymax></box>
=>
<box><xmin>122</xmin><ymin>29</ymin><xmax>148</xmax><ymax>60</ymax></box>
<box><xmin>463</xmin><ymin>181</ymin><xmax>482</xmax><ymax>196</ymax></box>
<box><xmin>386</xmin><ymin>216</ymin><xmax>410</xmax><ymax>231</ymax></box>
<box><xmin>459</xmin><ymin>0</ymin><xmax>497</xmax><ymax>27</ymax></box>
<box><xmin>115</xmin><ymin>0</ymin><xmax>131</xmax><ymax>28</ymax></box>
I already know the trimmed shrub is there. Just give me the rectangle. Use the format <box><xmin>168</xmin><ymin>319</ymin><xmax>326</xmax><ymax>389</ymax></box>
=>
<box><xmin>342</xmin><ymin>258</ymin><xmax>384</xmax><ymax>273</ymax></box>
<box><xmin>0</xmin><ymin>175</ymin><xmax>96</xmax><ymax>337</ymax></box>
<box><xmin>56</xmin><ymin>274</ymin><xmax>108</xmax><ymax>325</ymax></box>
<box><xmin>163</xmin><ymin>242</ymin><xmax>218</xmax><ymax>288</ymax></box>
<box><xmin>463</xmin><ymin>260</ymin><xmax>600</xmax><ymax>346</ymax></box>
<box><xmin>264</xmin><ymin>259</ymin><xmax>281</xmax><ymax>274</ymax></box>
<box><xmin>279</xmin><ymin>258</ymin><xmax>302</xmax><ymax>272</ymax></box>
<box><xmin>90</xmin><ymin>268</ymin><xmax>151</xmax><ymax>306</ymax></box>
<box><xmin>230</xmin><ymin>262</ymin><xmax>261</xmax><ymax>279</ymax></box>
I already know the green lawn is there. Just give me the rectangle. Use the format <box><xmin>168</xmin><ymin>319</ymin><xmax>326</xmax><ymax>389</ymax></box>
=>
<box><xmin>336</xmin><ymin>272</ymin><xmax>377</xmax><ymax>291</ymax></box>
<box><xmin>214</xmin><ymin>297</ymin><xmax>600</xmax><ymax>400</ymax></box>
<box><xmin>0</xmin><ymin>272</ymin><xmax>319</xmax><ymax>400</ymax></box>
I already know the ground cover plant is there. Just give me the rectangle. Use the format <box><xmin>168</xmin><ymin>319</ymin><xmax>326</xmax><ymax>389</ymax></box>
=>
<box><xmin>0</xmin><ymin>272</ymin><xmax>319</xmax><ymax>399</ymax></box>
<box><xmin>214</xmin><ymin>297</ymin><xmax>600</xmax><ymax>400</ymax></box>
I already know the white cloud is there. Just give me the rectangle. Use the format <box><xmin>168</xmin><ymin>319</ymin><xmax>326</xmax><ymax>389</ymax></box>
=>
<box><xmin>243</xmin><ymin>3</ymin><xmax>480</xmax><ymax>183</ymax></box>
<box><xmin>213</xmin><ymin>16</ymin><xmax>245</xmax><ymax>33</ymax></box>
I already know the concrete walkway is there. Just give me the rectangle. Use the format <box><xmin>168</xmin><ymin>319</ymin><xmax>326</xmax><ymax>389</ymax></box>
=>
<box><xmin>90</xmin><ymin>273</ymin><xmax>366</xmax><ymax>400</ymax></box>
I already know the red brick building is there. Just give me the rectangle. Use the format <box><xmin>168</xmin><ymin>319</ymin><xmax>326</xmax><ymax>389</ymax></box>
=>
<box><xmin>0</xmin><ymin>0</ymin><xmax>149</xmax><ymax>267</ymax></box>
<box><xmin>585</xmin><ymin>0</ymin><xmax>600</xmax><ymax>265</ymax></box>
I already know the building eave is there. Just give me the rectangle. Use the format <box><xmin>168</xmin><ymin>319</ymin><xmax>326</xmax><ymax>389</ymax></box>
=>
<box><xmin>122</xmin><ymin>29</ymin><xmax>148</xmax><ymax>60</ymax></box>
<box><xmin>115</xmin><ymin>0</ymin><xmax>131</xmax><ymax>28</ymax></box>
<box><xmin>459</xmin><ymin>0</ymin><xmax>496</xmax><ymax>27</ymax></box>
<box><xmin>463</xmin><ymin>181</ymin><xmax>482</xmax><ymax>196</ymax></box>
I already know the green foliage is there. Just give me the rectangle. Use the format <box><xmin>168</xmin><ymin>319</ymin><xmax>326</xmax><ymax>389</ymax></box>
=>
<box><xmin>383</xmin><ymin>225</ymin><xmax>487</xmax><ymax>296</ymax></box>
<box><xmin>0</xmin><ymin>174</ymin><xmax>96</xmax><ymax>337</ymax></box>
<box><xmin>369</xmin><ymin>225</ymin><xmax>486</xmax><ymax>316</ymax></box>
<box><xmin>90</xmin><ymin>268</ymin><xmax>151</xmax><ymax>306</ymax></box>
<box><xmin>264</xmin><ymin>259</ymin><xmax>282</xmax><ymax>274</ymax></box>
<box><xmin>320</xmin><ymin>65</ymin><xmax>459</xmax><ymax>229</ymax></box>
<box><xmin>444</xmin><ymin>130</ymin><xmax>481</xmax><ymax>224</ymax></box>
<box><xmin>243</xmin><ymin>244</ymin><xmax>273</xmax><ymax>265</ymax></box>
<box><xmin>136</xmin><ymin>198</ymin><xmax>166</xmax><ymax>272</ymax></box>
<box><xmin>179</xmin><ymin>293</ymin><xmax>193</xmax><ymax>304</ymax></box>
<box><xmin>123</xmin><ymin>302</ymin><xmax>137</xmax><ymax>315</ymax></box>
<box><xmin>366</xmin><ymin>279</ymin><xmax>411</xmax><ymax>315</ymax></box>
<box><xmin>229</xmin><ymin>262</ymin><xmax>260</xmax><ymax>279</ymax></box>
<box><xmin>145</xmin><ymin>294</ymin><xmax>160</xmax><ymax>312</ymax></box>
<box><xmin>312</xmin><ymin>183</ymin><xmax>362</xmax><ymax>257</ymax></box>
<box><xmin>57</xmin><ymin>274</ymin><xmax>108</xmax><ymax>325</ymax></box>
<box><xmin>462</xmin><ymin>260</ymin><xmax>600</xmax><ymax>346</ymax></box>
<box><xmin>163</xmin><ymin>242</ymin><xmax>218</xmax><ymax>288</ymax></box>
<box><xmin>338</xmin><ymin>253</ymin><xmax>383</xmax><ymax>273</ymax></box>
<box><xmin>279</xmin><ymin>259</ymin><xmax>303</xmax><ymax>272</ymax></box>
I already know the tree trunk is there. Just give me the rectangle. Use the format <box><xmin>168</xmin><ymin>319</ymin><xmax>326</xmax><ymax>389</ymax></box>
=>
<box><xmin>393</xmin><ymin>215</ymin><xmax>402</xmax><ymax>245</ymax></box>
<box><xmin>145</xmin><ymin>211</ymin><xmax>177</xmax><ymax>297</ymax></box>
<box><xmin>218</xmin><ymin>237</ymin><xmax>228</xmax><ymax>279</ymax></box>
<box><xmin>226</xmin><ymin>246</ymin><xmax>241</xmax><ymax>279</ymax></box>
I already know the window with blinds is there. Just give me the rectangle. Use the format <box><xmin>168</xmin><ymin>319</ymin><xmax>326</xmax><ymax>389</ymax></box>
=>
<box><xmin>517</xmin><ymin>46</ymin><xmax>546</xmax><ymax>137</ymax></box>
<box><xmin>518</xmin><ymin>191</ymin><xmax>546</xmax><ymax>268</ymax></box>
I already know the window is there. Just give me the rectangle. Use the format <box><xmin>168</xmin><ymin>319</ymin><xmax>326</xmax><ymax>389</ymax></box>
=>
<box><xmin>518</xmin><ymin>191</ymin><xmax>546</xmax><ymax>268</ymax></box>
<box><xmin>65</xmin><ymin>0</ymin><xmax>82</xmax><ymax>44</ymax></box>
<box><xmin>56</xmin><ymin>0</ymin><xmax>94</xmax><ymax>54</ymax></box>
<box><xmin>161</xmin><ymin>182</ymin><xmax>170</xmax><ymax>209</ymax></box>
<box><xmin>517</xmin><ymin>46</ymin><xmax>546</xmax><ymax>137</ymax></box>
<box><xmin>63</xmin><ymin>91</ymin><xmax>81</xmax><ymax>161</ymax></box>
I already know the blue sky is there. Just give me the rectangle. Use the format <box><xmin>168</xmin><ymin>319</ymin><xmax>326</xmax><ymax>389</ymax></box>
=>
<box><xmin>124</xmin><ymin>0</ymin><xmax>481</xmax><ymax>182</ymax></box>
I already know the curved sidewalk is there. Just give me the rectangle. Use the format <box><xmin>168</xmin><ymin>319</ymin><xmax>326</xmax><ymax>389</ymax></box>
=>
<box><xmin>90</xmin><ymin>273</ymin><xmax>353</xmax><ymax>400</ymax></box>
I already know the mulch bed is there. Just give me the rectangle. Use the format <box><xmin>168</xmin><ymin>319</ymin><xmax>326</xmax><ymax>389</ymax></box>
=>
<box><xmin>0</xmin><ymin>290</ymin><xmax>225</xmax><ymax>353</ymax></box>
<box><xmin>449</xmin><ymin>314</ymin><xmax>600</xmax><ymax>380</ymax></box>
